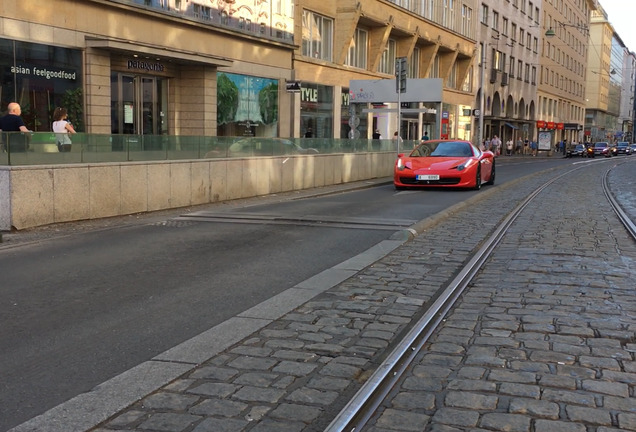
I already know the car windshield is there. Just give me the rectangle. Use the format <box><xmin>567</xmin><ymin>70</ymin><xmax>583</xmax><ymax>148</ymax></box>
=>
<box><xmin>411</xmin><ymin>141</ymin><xmax>474</xmax><ymax>157</ymax></box>
<box><xmin>594</xmin><ymin>143</ymin><xmax>607</xmax><ymax>148</ymax></box>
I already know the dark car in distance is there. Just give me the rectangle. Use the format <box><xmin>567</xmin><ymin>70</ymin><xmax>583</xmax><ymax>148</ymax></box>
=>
<box><xmin>566</xmin><ymin>144</ymin><xmax>586</xmax><ymax>158</ymax></box>
<box><xmin>616</xmin><ymin>142</ymin><xmax>632</xmax><ymax>155</ymax></box>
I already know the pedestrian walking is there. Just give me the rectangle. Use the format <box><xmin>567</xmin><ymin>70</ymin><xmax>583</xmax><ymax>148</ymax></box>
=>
<box><xmin>531</xmin><ymin>140</ymin><xmax>538</xmax><ymax>156</ymax></box>
<box><xmin>506</xmin><ymin>139</ymin><xmax>513</xmax><ymax>156</ymax></box>
<box><xmin>392</xmin><ymin>131</ymin><xmax>403</xmax><ymax>151</ymax></box>
<box><xmin>492</xmin><ymin>135</ymin><xmax>502</xmax><ymax>156</ymax></box>
<box><xmin>52</xmin><ymin>106</ymin><xmax>76</xmax><ymax>152</ymax></box>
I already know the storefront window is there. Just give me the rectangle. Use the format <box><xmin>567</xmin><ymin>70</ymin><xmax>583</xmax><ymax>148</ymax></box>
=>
<box><xmin>442</xmin><ymin>103</ymin><xmax>456</xmax><ymax>139</ymax></box>
<box><xmin>217</xmin><ymin>72</ymin><xmax>279</xmax><ymax>137</ymax></box>
<box><xmin>0</xmin><ymin>38</ymin><xmax>83</xmax><ymax>131</ymax></box>
<box><xmin>300</xmin><ymin>83</ymin><xmax>333</xmax><ymax>138</ymax></box>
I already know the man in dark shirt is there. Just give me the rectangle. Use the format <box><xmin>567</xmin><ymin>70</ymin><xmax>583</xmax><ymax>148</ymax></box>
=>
<box><xmin>0</xmin><ymin>102</ymin><xmax>30</xmax><ymax>152</ymax></box>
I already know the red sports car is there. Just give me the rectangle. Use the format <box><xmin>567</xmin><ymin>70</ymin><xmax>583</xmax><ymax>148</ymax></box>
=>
<box><xmin>394</xmin><ymin>139</ymin><xmax>495</xmax><ymax>190</ymax></box>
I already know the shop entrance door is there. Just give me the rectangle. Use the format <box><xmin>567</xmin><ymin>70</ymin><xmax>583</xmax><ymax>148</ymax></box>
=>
<box><xmin>401</xmin><ymin>119</ymin><xmax>419</xmax><ymax>140</ymax></box>
<box><xmin>111</xmin><ymin>73</ymin><xmax>167</xmax><ymax>135</ymax></box>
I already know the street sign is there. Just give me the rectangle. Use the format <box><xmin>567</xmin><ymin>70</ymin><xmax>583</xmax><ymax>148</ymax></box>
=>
<box><xmin>286</xmin><ymin>81</ymin><xmax>301</xmax><ymax>92</ymax></box>
<box><xmin>395</xmin><ymin>57</ymin><xmax>407</xmax><ymax>93</ymax></box>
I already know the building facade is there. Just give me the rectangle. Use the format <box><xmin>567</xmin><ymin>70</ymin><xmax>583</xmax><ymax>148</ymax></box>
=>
<box><xmin>478</xmin><ymin>0</ymin><xmax>541</xmax><ymax>148</ymax></box>
<box><xmin>295</xmin><ymin>0</ymin><xmax>478</xmax><ymax>143</ymax></box>
<box><xmin>585</xmin><ymin>1</ymin><xmax>626</xmax><ymax>143</ymax></box>
<box><xmin>0</xmin><ymin>0</ymin><xmax>295</xmax><ymax>138</ymax></box>
<box><xmin>537</xmin><ymin>0</ymin><xmax>594</xmax><ymax>149</ymax></box>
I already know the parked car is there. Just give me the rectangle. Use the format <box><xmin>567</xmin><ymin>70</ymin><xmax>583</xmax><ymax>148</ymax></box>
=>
<box><xmin>593</xmin><ymin>142</ymin><xmax>613</xmax><ymax>157</ymax></box>
<box><xmin>566</xmin><ymin>144</ymin><xmax>586</xmax><ymax>158</ymax></box>
<box><xmin>616</xmin><ymin>142</ymin><xmax>632</xmax><ymax>155</ymax></box>
<box><xmin>394</xmin><ymin>139</ymin><xmax>495</xmax><ymax>190</ymax></box>
<box><xmin>630</xmin><ymin>144</ymin><xmax>636</xmax><ymax>154</ymax></box>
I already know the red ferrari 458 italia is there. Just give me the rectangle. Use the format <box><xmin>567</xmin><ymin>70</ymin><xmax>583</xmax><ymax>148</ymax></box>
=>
<box><xmin>394</xmin><ymin>139</ymin><xmax>495</xmax><ymax>190</ymax></box>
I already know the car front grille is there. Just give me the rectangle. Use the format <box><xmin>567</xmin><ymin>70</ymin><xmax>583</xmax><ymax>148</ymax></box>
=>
<box><xmin>399</xmin><ymin>177</ymin><xmax>461</xmax><ymax>185</ymax></box>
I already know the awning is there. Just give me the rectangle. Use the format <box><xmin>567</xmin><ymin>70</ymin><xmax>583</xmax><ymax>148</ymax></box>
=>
<box><xmin>504</xmin><ymin>122</ymin><xmax>519</xmax><ymax>129</ymax></box>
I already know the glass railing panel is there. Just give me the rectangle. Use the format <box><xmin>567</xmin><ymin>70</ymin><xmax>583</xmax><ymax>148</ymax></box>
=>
<box><xmin>0</xmin><ymin>133</ymin><xmax>396</xmax><ymax>166</ymax></box>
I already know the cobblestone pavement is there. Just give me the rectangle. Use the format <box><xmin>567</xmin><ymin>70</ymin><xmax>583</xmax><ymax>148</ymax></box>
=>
<box><xmin>9</xmin><ymin>157</ymin><xmax>636</xmax><ymax>432</ymax></box>
<box><xmin>367</xmin><ymin>158</ymin><xmax>636</xmax><ymax>431</ymax></box>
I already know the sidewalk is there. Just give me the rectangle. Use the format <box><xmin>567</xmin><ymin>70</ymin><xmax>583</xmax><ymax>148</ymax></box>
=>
<box><xmin>10</xmin><ymin>158</ymin><xmax>636</xmax><ymax>432</ymax></box>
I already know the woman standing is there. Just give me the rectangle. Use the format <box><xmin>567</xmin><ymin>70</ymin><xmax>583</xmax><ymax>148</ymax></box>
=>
<box><xmin>52</xmin><ymin>107</ymin><xmax>76</xmax><ymax>152</ymax></box>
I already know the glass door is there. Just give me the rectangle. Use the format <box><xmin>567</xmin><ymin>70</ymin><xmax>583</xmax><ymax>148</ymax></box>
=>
<box><xmin>111</xmin><ymin>73</ymin><xmax>167</xmax><ymax>135</ymax></box>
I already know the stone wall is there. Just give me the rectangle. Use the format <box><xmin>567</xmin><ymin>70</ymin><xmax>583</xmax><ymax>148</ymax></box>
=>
<box><xmin>0</xmin><ymin>152</ymin><xmax>395</xmax><ymax>230</ymax></box>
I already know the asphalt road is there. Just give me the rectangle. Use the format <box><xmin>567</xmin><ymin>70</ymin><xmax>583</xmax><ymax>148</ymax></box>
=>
<box><xmin>0</xmin><ymin>155</ymin><xmax>573</xmax><ymax>431</ymax></box>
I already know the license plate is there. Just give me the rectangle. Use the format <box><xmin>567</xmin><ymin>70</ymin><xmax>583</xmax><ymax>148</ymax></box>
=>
<box><xmin>416</xmin><ymin>174</ymin><xmax>439</xmax><ymax>180</ymax></box>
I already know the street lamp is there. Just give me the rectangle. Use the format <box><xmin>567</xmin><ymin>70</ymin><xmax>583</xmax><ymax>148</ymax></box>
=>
<box><xmin>545</xmin><ymin>21</ymin><xmax>589</xmax><ymax>37</ymax></box>
<box><xmin>591</xmin><ymin>69</ymin><xmax>617</xmax><ymax>76</ymax></box>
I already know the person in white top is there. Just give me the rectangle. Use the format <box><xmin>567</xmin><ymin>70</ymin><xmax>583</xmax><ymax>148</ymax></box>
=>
<box><xmin>52</xmin><ymin>106</ymin><xmax>76</xmax><ymax>152</ymax></box>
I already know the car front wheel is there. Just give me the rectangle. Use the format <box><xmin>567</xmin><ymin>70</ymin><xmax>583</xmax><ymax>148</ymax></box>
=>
<box><xmin>473</xmin><ymin>167</ymin><xmax>482</xmax><ymax>190</ymax></box>
<box><xmin>485</xmin><ymin>161</ymin><xmax>496</xmax><ymax>185</ymax></box>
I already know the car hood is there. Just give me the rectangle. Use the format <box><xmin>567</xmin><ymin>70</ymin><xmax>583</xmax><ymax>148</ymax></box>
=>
<box><xmin>405</xmin><ymin>157</ymin><xmax>473</xmax><ymax>172</ymax></box>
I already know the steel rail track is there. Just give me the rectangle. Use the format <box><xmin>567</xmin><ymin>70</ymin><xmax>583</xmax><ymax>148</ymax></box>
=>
<box><xmin>325</xmin><ymin>160</ymin><xmax>635</xmax><ymax>432</ymax></box>
<box><xmin>603</xmin><ymin>163</ymin><xmax>636</xmax><ymax>240</ymax></box>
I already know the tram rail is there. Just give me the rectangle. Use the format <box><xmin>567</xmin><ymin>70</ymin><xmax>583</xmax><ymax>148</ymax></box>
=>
<box><xmin>324</xmin><ymin>160</ymin><xmax>636</xmax><ymax>432</ymax></box>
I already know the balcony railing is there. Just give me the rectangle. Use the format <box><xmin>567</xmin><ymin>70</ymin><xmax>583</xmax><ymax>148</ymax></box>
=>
<box><xmin>0</xmin><ymin>133</ymin><xmax>403</xmax><ymax>166</ymax></box>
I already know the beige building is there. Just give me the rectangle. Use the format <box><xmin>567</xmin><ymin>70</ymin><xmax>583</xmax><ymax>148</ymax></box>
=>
<box><xmin>537</xmin><ymin>0</ymin><xmax>596</xmax><ymax>148</ymax></box>
<box><xmin>585</xmin><ymin>2</ymin><xmax>632</xmax><ymax>142</ymax></box>
<box><xmin>295</xmin><ymin>0</ymin><xmax>478</xmax><ymax>143</ymax></box>
<box><xmin>477</xmin><ymin>0</ymin><xmax>541</xmax><ymax>148</ymax></box>
<box><xmin>0</xmin><ymin>0</ymin><xmax>295</xmax><ymax>139</ymax></box>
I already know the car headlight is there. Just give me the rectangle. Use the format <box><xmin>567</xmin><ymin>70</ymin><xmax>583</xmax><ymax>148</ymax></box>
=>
<box><xmin>396</xmin><ymin>158</ymin><xmax>405</xmax><ymax>171</ymax></box>
<box><xmin>456</xmin><ymin>158</ymin><xmax>474</xmax><ymax>171</ymax></box>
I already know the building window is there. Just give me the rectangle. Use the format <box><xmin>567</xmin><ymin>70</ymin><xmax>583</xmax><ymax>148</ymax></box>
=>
<box><xmin>216</xmin><ymin>72</ymin><xmax>279</xmax><ymax>137</ymax></box>
<box><xmin>378</xmin><ymin>39</ymin><xmax>397</xmax><ymax>74</ymax></box>
<box><xmin>532</xmin><ymin>66</ymin><xmax>537</xmax><ymax>84</ymax></box>
<box><xmin>502</xmin><ymin>17</ymin><xmax>508</xmax><ymax>36</ymax></box>
<box><xmin>461</xmin><ymin>5</ymin><xmax>473</xmax><ymax>38</ymax></box>
<box><xmin>492</xmin><ymin>11</ymin><xmax>499</xmax><ymax>31</ymax></box>
<box><xmin>429</xmin><ymin>55</ymin><xmax>440</xmax><ymax>78</ymax></box>
<box><xmin>447</xmin><ymin>62</ymin><xmax>457</xmax><ymax>88</ymax></box>
<box><xmin>511</xmin><ymin>23</ymin><xmax>517</xmax><ymax>41</ymax></box>
<box><xmin>409</xmin><ymin>48</ymin><xmax>420</xmax><ymax>77</ymax></box>
<box><xmin>302</xmin><ymin>10</ymin><xmax>333</xmax><ymax>61</ymax></box>
<box><xmin>462</xmin><ymin>65</ymin><xmax>473</xmax><ymax>92</ymax></box>
<box><xmin>509</xmin><ymin>56</ymin><xmax>515</xmax><ymax>77</ymax></box>
<box><xmin>346</xmin><ymin>28</ymin><xmax>368</xmax><ymax>69</ymax></box>
<box><xmin>517</xmin><ymin>59</ymin><xmax>523</xmax><ymax>79</ymax></box>
<box><xmin>442</xmin><ymin>0</ymin><xmax>455</xmax><ymax>29</ymax></box>
<box><xmin>301</xmin><ymin>83</ymin><xmax>334</xmax><ymax>139</ymax></box>
<box><xmin>481</xmin><ymin>3</ymin><xmax>489</xmax><ymax>25</ymax></box>
<box><xmin>0</xmin><ymin>39</ymin><xmax>84</xmax><ymax>132</ymax></box>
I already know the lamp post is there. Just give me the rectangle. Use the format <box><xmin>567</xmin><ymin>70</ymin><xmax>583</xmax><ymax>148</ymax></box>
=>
<box><xmin>478</xmin><ymin>44</ymin><xmax>485</xmax><ymax>149</ymax></box>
